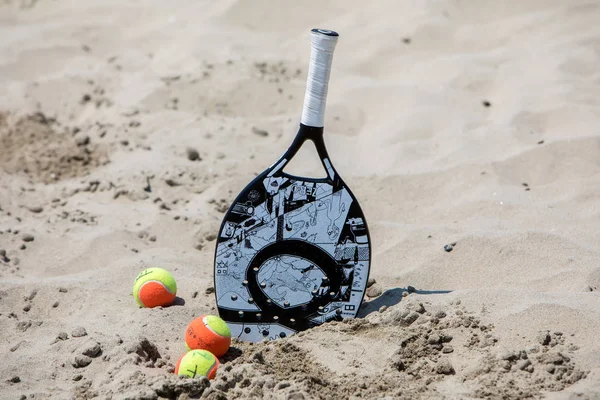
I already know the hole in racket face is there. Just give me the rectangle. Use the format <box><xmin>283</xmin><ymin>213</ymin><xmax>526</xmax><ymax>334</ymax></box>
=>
<box><xmin>256</xmin><ymin>255</ymin><xmax>327</xmax><ymax>308</ymax></box>
<box><xmin>281</xmin><ymin>140</ymin><xmax>327</xmax><ymax>180</ymax></box>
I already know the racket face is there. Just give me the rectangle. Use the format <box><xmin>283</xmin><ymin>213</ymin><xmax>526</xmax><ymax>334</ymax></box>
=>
<box><xmin>214</xmin><ymin>128</ymin><xmax>371</xmax><ymax>342</ymax></box>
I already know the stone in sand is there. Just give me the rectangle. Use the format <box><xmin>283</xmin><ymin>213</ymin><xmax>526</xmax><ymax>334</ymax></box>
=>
<box><xmin>436</xmin><ymin>358</ymin><xmax>455</xmax><ymax>375</ymax></box>
<box><xmin>186</xmin><ymin>147</ymin><xmax>200</xmax><ymax>161</ymax></box>
<box><xmin>21</xmin><ymin>234</ymin><xmax>34</xmax><ymax>242</ymax></box>
<box><xmin>75</xmin><ymin>135</ymin><xmax>90</xmax><ymax>146</ymax></box>
<box><xmin>366</xmin><ymin>286</ymin><xmax>382</xmax><ymax>298</ymax></box>
<box><xmin>427</xmin><ymin>334</ymin><xmax>441</xmax><ymax>345</ymax></box>
<box><xmin>72</xmin><ymin>327</ymin><xmax>87</xmax><ymax>337</ymax></box>
<box><xmin>72</xmin><ymin>355</ymin><xmax>92</xmax><ymax>368</ymax></box>
<box><xmin>81</xmin><ymin>341</ymin><xmax>102</xmax><ymax>358</ymax></box>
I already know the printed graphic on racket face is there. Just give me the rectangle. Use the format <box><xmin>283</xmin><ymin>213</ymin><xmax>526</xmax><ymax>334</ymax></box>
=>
<box><xmin>214</xmin><ymin>29</ymin><xmax>371</xmax><ymax>342</ymax></box>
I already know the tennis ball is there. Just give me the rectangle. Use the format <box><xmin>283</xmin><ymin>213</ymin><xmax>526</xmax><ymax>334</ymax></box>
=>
<box><xmin>132</xmin><ymin>267</ymin><xmax>177</xmax><ymax>308</ymax></box>
<box><xmin>185</xmin><ymin>315</ymin><xmax>231</xmax><ymax>357</ymax></box>
<box><xmin>175</xmin><ymin>349</ymin><xmax>219</xmax><ymax>380</ymax></box>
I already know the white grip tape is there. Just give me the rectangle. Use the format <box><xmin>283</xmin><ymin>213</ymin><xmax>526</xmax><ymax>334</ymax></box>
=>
<box><xmin>300</xmin><ymin>30</ymin><xmax>339</xmax><ymax>127</ymax></box>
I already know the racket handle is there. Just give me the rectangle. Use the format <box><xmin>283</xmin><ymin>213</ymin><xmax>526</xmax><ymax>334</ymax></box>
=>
<box><xmin>300</xmin><ymin>29</ymin><xmax>339</xmax><ymax>128</ymax></box>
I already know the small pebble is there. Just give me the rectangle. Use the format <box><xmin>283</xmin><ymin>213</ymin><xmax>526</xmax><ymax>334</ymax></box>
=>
<box><xmin>482</xmin><ymin>100</ymin><xmax>491</xmax><ymax>107</ymax></box>
<box><xmin>427</xmin><ymin>334</ymin><xmax>441</xmax><ymax>345</ymax></box>
<box><xmin>20</xmin><ymin>244</ymin><xmax>26</xmax><ymax>250</ymax></box>
<box><xmin>444</xmin><ymin>244</ymin><xmax>454</xmax><ymax>252</ymax></box>
<box><xmin>442</xmin><ymin>346</ymin><xmax>454</xmax><ymax>354</ymax></box>
<box><xmin>186</xmin><ymin>148</ymin><xmax>200</xmax><ymax>161</ymax></box>
<box><xmin>23</xmin><ymin>304</ymin><xmax>31</xmax><ymax>312</ymax></box>
<box><xmin>252</xmin><ymin>127</ymin><xmax>268</xmax><ymax>137</ymax></box>
<box><xmin>205</xmin><ymin>287</ymin><xmax>215</xmax><ymax>295</ymax></box>
<box><xmin>436</xmin><ymin>359</ymin><xmax>455</xmax><ymax>375</ymax></box>
<box><xmin>73</xmin><ymin>374</ymin><xmax>83</xmax><ymax>381</ymax></box>
<box><xmin>75</xmin><ymin>135</ymin><xmax>90</xmax><ymax>146</ymax></box>
<box><xmin>366</xmin><ymin>277</ymin><xmax>376</xmax><ymax>288</ymax></box>
<box><xmin>435</xmin><ymin>311</ymin><xmax>447</xmax><ymax>319</ymax></box>
<box><xmin>366</xmin><ymin>286</ymin><xmax>382</xmax><ymax>298</ymax></box>
<box><xmin>59</xmin><ymin>288</ymin><xmax>68</xmax><ymax>293</ymax></box>
<box><xmin>517</xmin><ymin>359</ymin><xmax>532</xmax><ymax>371</ymax></box>
<box><xmin>10</xmin><ymin>376</ymin><xmax>20</xmax><ymax>383</ymax></box>
<box><xmin>441</xmin><ymin>334</ymin><xmax>453</xmax><ymax>343</ymax></box>
<box><xmin>72</xmin><ymin>327</ymin><xmax>88</xmax><ymax>337</ymax></box>
<box><xmin>192</xmin><ymin>291</ymin><xmax>199</xmax><ymax>299</ymax></box>
<box><xmin>407</xmin><ymin>285</ymin><xmax>416</xmax><ymax>293</ymax></box>
<box><xmin>204</xmin><ymin>233</ymin><xmax>217</xmax><ymax>241</ymax></box>
<box><xmin>57</xmin><ymin>332</ymin><xmax>68</xmax><ymax>341</ymax></box>
<box><xmin>52</xmin><ymin>301</ymin><xmax>59</xmax><ymax>308</ymax></box>
<box><xmin>72</xmin><ymin>355</ymin><xmax>92</xmax><ymax>368</ymax></box>
<box><xmin>525</xmin><ymin>365</ymin><xmax>534</xmax><ymax>373</ymax></box>
<box><xmin>21</xmin><ymin>234</ymin><xmax>34</xmax><ymax>242</ymax></box>
<box><xmin>378</xmin><ymin>305</ymin><xmax>388</xmax><ymax>313</ymax></box>
<box><xmin>28</xmin><ymin>206</ymin><xmax>43</xmax><ymax>213</ymax></box>
<box><xmin>82</xmin><ymin>342</ymin><xmax>102</xmax><ymax>358</ymax></box>
<box><xmin>149</xmin><ymin>236</ymin><xmax>156</xmax><ymax>242</ymax></box>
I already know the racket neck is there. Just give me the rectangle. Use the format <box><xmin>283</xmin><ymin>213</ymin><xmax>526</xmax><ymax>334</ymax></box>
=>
<box><xmin>286</xmin><ymin>124</ymin><xmax>329</xmax><ymax>160</ymax></box>
<box><xmin>275</xmin><ymin>124</ymin><xmax>335</xmax><ymax>181</ymax></box>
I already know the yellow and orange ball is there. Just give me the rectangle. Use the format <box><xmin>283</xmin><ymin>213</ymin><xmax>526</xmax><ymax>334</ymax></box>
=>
<box><xmin>132</xmin><ymin>267</ymin><xmax>177</xmax><ymax>308</ymax></box>
<box><xmin>175</xmin><ymin>349</ymin><xmax>219</xmax><ymax>380</ymax></box>
<box><xmin>185</xmin><ymin>315</ymin><xmax>231</xmax><ymax>357</ymax></box>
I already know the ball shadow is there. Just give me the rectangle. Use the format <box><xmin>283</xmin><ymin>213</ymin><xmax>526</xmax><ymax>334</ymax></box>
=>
<box><xmin>172</xmin><ymin>296</ymin><xmax>186</xmax><ymax>306</ymax></box>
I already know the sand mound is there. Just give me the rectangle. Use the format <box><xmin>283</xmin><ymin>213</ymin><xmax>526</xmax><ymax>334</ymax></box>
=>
<box><xmin>12</xmin><ymin>299</ymin><xmax>581</xmax><ymax>400</ymax></box>
<box><xmin>0</xmin><ymin>112</ymin><xmax>109</xmax><ymax>183</ymax></box>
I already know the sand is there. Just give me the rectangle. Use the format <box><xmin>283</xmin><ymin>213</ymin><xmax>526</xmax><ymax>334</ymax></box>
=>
<box><xmin>1</xmin><ymin>0</ymin><xmax>600</xmax><ymax>399</ymax></box>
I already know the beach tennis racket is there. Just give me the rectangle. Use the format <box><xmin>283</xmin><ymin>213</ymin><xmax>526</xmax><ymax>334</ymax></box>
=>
<box><xmin>214</xmin><ymin>29</ymin><xmax>371</xmax><ymax>342</ymax></box>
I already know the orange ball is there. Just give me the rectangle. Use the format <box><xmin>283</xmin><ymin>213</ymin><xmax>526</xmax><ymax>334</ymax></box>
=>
<box><xmin>185</xmin><ymin>315</ymin><xmax>232</xmax><ymax>357</ymax></box>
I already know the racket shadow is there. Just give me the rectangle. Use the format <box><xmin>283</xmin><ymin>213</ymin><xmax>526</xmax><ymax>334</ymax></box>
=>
<box><xmin>356</xmin><ymin>287</ymin><xmax>453</xmax><ymax>318</ymax></box>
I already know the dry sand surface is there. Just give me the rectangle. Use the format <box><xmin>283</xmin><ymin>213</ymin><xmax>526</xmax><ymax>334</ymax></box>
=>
<box><xmin>2</xmin><ymin>0</ymin><xmax>600</xmax><ymax>399</ymax></box>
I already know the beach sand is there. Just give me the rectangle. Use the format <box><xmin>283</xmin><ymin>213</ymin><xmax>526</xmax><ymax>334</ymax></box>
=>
<box><xmin>1</xmin><ymin>0</ymin><xmax>600</xmax><ymax>398</ymax></box>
